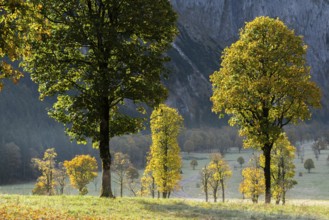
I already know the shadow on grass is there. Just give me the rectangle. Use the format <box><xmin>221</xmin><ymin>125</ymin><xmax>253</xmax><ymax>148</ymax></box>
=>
<box><xmin>136</xmin><ymin>200</ymin><xmax>311</xmax><ymax>220</ymax></box>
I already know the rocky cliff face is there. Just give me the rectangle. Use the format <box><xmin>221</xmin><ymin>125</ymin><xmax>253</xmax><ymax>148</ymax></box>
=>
<box><xmin>167</xmin><ymin>0</ymin><xmax>329</xmax><ymax>127</ymax></box>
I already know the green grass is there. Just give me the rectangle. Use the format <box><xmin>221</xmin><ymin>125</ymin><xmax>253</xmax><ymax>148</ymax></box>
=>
<box><xmin>0</xmin><ymin>195</ymin><xmax>328</xmax><ymax>219</ymax></box>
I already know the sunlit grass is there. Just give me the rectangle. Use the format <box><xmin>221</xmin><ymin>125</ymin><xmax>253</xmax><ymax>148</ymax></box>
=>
<box><xmin>0</xmin><ymin>195</ymin><xmax>328</xmax><ymax>219</ymax></box>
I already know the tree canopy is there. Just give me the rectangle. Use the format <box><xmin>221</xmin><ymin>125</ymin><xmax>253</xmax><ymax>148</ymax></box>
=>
<box><xmin>0</xmin><ymin>0</ymin><xmax>43</xmax><ymax>89</ymax></box>
<box><xmin>143</xmin><ymin>104</ymin><xmax>183</xmax><ymax>198</ymax></box>
<box><xmin>210</xmin><ymin>16</ymin><xmax>321</xmax><ymax>203</ymax></box>
<box><xmin>64</xmin><ymin>155</ymin><xmax>98</xmax><ymax>195</ymax></box>
<box><xmin>23</xmin><ymin>0</ymin><xmax>177</xmax><ymax>197</ymax></box>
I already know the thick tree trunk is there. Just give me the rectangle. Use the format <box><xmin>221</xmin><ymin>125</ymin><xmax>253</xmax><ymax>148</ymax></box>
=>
<box><xmin>99</xmin><ymin>99</ymin><xmax>114</xmax><ymax>198</ymax></box>
<box><xmin>162</xmin><ymin>191</ymin><xmax>167</xmax><ymax>198</ymax></box>
<box><xmin>263</xmin><ymin>145</ymin><xmax>272</xmax><ymax>204</ymax></box>
<box><xmin>282</xmin><ymin>191</ymin><xmax>286</xmax><ymax>205</ymax></box>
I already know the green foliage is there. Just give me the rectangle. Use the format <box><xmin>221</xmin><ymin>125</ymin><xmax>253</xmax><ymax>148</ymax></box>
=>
<box><xmin>143</xmin><ymin>104</ymin><xmax>183</xmax><ymax>198</ymax></box>
<box><xmin>23</xmin><ymin>0</ymin><xmax>177</xmax><ymax>145</ymax></box>
<box><xmin>64</xmin><ymin>155</ymin><xmax>98</xmax><ymax>195</ymax></box>
<box><xmin>304</xmin><ymin>158</ymin><xmax>315</xmax><ymax>173</ymax></box>
<box><xmin>237</xmin><ymin>156</ymin><xmax>245</xmax><ymax>168</ymax></box>
<box><xmin>0</xmin><ymin>0</ymin><xmax>33</xmax><ymax>89</ymax></box>
<box><xmin>31</xmin><ymin>148</ymin><xmax>57</xmax><ymax>195</ymax></box>
<box><xmin>22</xmin><ymin>0</ymin><xmax>177</xmax><ymax>197</ymax></box>
<box><xmin>210</xmin><ymin>16</ymin><xmax>321</xmax><ymax>203</ymax></box>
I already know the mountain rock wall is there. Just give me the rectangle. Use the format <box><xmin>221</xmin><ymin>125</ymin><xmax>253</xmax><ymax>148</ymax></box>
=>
<box><xmin>168</xmin><ymin>0</ymin><xmax>329</xmax><ymax>126</ymax></box>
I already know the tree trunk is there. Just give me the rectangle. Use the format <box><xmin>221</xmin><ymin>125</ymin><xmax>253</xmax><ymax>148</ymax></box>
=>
<box><xmin>220</xmin><ymin>179</ymin><xmax>225</xmax><ymax>203</ymax></box>
<box><xmin>151</xmin><ymin>177</ymin><xmax>155</xmax><ymax>198</ymax></box>
<box><xmin>99</xmin><ymin>99</ymin><xmax>114</xmax><ymax>198</ymax></box>
<box><xmin>205</xmin><ymin>182</ymin><xmax>208</xmax><ymax>202</ymax></box>
<box><xmin>162</xmin><ymin>191</ymin><xmax>167</xmax><ymax>198</ymax></box>
<box><xmin>120</xmin><ymin>177</ymin><xmax>123</xmax><ymax>197</ymax></box>
<box><xmin>282</xmin><ymin>191</ymin><xmax>286</xmax><ymax>205</ymax></box>
<box><xmin>213</xmin><ymin>186</ymin><xmax>218</xmax><ymax>202</ymax></box>
<box><xmin>263</xmin><ymin>145</ymin><xmax>272</xmax><ymax>204</ymax></box>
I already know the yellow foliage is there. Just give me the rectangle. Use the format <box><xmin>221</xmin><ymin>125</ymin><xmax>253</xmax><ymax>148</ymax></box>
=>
<box><xmin>210</xmin><ymin>16</ymin><xmax>321</xmax><ymax>149</ymax></box>
<box><xmin>143</xmin><ymin>104</ymin><xmax>183</xmax><ymax>197</ymax></box>
<box><xmin>64</xmin><ymin>155</ymin><xmax>98</xmax><ymax>195</ymax></box>
<box><xmin>31</xmin><ymin>148</ymin><xmax>57</xmax><ymax>195</ymax></box>
<box><xmin>239</xmin><ymin>167</ymin><xmax>265</xmax><ymax>203</ymax></box>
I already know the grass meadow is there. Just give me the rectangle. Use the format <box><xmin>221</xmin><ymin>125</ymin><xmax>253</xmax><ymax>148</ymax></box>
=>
<box><xmin>0</xmin><ymin>195</ymin><xmax>329</xmax><ymax>219</ymax></box>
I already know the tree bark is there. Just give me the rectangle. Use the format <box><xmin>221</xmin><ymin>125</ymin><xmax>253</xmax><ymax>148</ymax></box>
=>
<box><xmin>213</xmin><ymin>186</ymin><xmax>218</xmax><ymax>202</ymax></box>
<box><xmin>205</xmin><ymin>178</ymin><xmax>208</xmax><ymax>202</ymax></box>
<box><xmin>220</xmin><ymin>179</ymin><xmax>225</xmax><ymax>203</ymax></box>
<box><xmin>151</xmin><ymin>177</ymin><xmax>155</xmax><ymax>198</ymax></box>
<box><xmin>162</xmin><ymin>191</ymin><xmax>167</xmax><ymax>198</ymax></box>
<box><xmin>120</xmin><ymin>176</ymin><xmax>123</xmax><ymax>197</ymax></box>
<box><xmin>99</xmin><ymin>99</ymin><xmax>114</xmax><ymax>198</ymax></box>
<box><xmin>263</xmin><ymin>145</ymin><xmax>272</xmax><ymax>204</ymax></box>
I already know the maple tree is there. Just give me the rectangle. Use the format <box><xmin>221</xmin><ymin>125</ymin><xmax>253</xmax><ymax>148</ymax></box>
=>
<box><xmin>64</xmin><ymin>155</ymin><xmax>98</xmax><ymax>195</ymax></box>
<box><xmin>207</xmin><ymin>153</ymin><xmax>232</xmax><ymax>202</ymax></box>
<box><xmin>210</xmin><ymin>16</ymin><xmax>321</xmax><ymax>203</ymax></box>
<box><xmin>263</xmin><ymin>133</ymin><xmax>297</xmax><ymax>205</ymax></box>
<box><xmin>23</xmin><ymin>0</ymin><xmax>177</xmax><ymax>197</ymax></box>
<box><xmin>112</xmin><ymin>152</ymin><xmax>132</xmax><ymax>197</ymax></box>
<box><xmin>143</xmin><ymin>104</ymin><xmax>183</xmax><ymax>198</ymax></box>
<box><xmin>0</xmin><ymin>0</ymin><xmax>48</xmax><ymax>89</ymax></box>
<box><xmin>31</xmin><ymin>148</ymin><xmax>57</xmax><ymax>195</ymax></box>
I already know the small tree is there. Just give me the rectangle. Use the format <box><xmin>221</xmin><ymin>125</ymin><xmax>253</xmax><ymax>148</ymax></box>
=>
<box><xmin>126</xmin><ymin>166</ymin><xmax>139</xmax><ymax>196</ymax></box>
<box><xmin>145</xmin><ymin>104</ymin><xmax>183</xmax><ymax>198</ymax></box>
<box><xmin>32</xmin><ymin>148</ymin><xmax>57</xmax><ymax>195</ymax></box>
<box><xmin>239</xmin><ymin>167</ymin><xmax>265</xmax><ymax>203</ymax></box>
<box><xmin>210</xmin><ymin>16</ymin><xmax>321</xmax><ymax>204</ymax></box>
<box><xmin>304</xmin><ymin>159</ymin><xmax>315</xmax><ymax>173</ymax></box>
<box><xmin>54</xmin><ymin>162</ymin><xmax>67</xmax><ymax>195</ymax></box>
<box><xmin>207</xmin><ymin>153</ymin><xmax>232</xmax><ymax>202</ymax></box>
<box><xmin>200</xmin><ymin>166</ymin><xmax>211</xmax><ymax>202</ymax></box>
<box><xmin>237</xmin><ymin>157</ymin><xmax>245</xmax><ymax>168</ymax></box>
<box><xmin>64</xmin><ymin>155</ymin><xmax>98</xmax><ymax>195</ymax></box>
<box><xmin>184</xmin><ymin>140</ymin><xmax>195</xmax><ymax>154</ymax></box>
<box><xmin>265</xmin><ymin>133</ymin><xmax>297</xmax><ymax>205</ymax></box>
<box><xmin>112</xmin><ymin>152</ymin><xmax>132</xmax><ymax>197</ymax></box>
<box><xmin>190</xmin><ymin>159</ymin><xmax>198</xmax><ymax>170</ymax></box>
